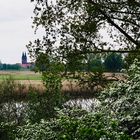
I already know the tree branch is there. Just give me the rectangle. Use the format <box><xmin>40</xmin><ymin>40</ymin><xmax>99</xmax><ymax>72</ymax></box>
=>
<box><xmin>73</xmin><ymin>49</ymin><xmax>140</xmax><ymax>55</ymax></box>
<box><xmin>88</xmin><ymin>0</ymin><xmax>140</xmax><ymax>47</ymax></box>
<box><xmin>110</xmin><ymin>16</ymin><xmax>140</xmax><ymax>28</ymax></box>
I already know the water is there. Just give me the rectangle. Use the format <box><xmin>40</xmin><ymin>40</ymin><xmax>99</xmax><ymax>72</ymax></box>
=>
<box><xmin>0</xmin><ymin>97</ymin><xmax>100</xmax><ymax>124</ymax></box>
<box><xmin>1</xmin><ymin>98</ymin><xmax>100</xmax><ymax>116</ymax></box>
<box><xmin>65</xmin><ymin>98</ymin><xmax>101</xmax><ymax>111</ymax></box>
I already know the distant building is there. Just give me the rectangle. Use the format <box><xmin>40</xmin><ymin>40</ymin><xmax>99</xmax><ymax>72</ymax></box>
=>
<box><xmin>22</xmin><ymin>52</ymin><xmax>27</xmax><ymax>64</ymax></box>
<box><xmin>21</xmin><ymin>52</ymin><xmax>32</xmax><ymax>69</ymax></box>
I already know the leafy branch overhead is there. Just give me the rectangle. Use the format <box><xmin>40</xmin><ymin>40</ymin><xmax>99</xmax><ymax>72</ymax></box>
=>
<box><xmin>27</xmin><ymin>0</ymin><xmax>140</xmax><ymax>73</ymax></box>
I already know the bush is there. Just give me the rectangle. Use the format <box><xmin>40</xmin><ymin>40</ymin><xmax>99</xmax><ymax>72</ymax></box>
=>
<box><xmin>0</xmin><ymin>78</ymin><xmax>28</xmax><ymax>140</ymax></box>
<box><xmin>0</xmin><ymin>77</ymin><xmax>27</xmax><ymax>125</ymax></box>
<box><xmin>27</xmin><ymin>90</ymin><xmax>63</xmax><ymax>123</ymax></box>
<box><xmin>0</xmin><ymin>122</ymin><xmax>16</xmax><ymax>140</ymax></box>
<box><xmin>27</xmin><ymin>72</ymin><xmax>65</xmax><ymax>123</ymax></box>
<box><xmin>99</xmin><ymin>59</ymin><xmax>140</xmax><ymax>139</ymax></box>
<box><xmin>15</xmin><ymin>108</ymin><xmax>131</xmax><ymax>140</ymax></box>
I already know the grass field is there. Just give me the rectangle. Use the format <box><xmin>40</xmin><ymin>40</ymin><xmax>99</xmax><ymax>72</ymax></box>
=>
<box><xmin>0</xmin><ymin>70</ymin><xmax>42</xmax><ymax>80</ymax></box>
<box><xmin>0</xmin><ymin>70</ymin><xmax>89</xmax><ymax>94</ymax></box>
<box><xmin>0</xmin><ymin>70</ymin><xmax>81</xmax><ymax>96</ymax></box>
<box><xmin>0</xmin><ymin>70</ymin><xmax>126</xmax><ymax>97</ymax></box>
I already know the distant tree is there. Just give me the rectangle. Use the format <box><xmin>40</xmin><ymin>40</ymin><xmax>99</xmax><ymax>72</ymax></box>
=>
<box><xmin>1</xmin><ymin>64</ymin><xmax>21</xmax><ymax>70</ymax></box>
<box><xmin>65</xmin><ymin>53</ymin><xmax>86</xmax><ymax>73</ymax></box>
<box><xmin>86</xmin><ymin>54</ymin><xmax>103</xmax><ymax>72</ymax></box>
<box><xmin>0</xmin><ymin>61</ymin><xmax>2</xmax><ymax>70</ymax></box>
<box><xmin>11</xmin><ymin>64</ymin><xmax>21</xmax><ymax>70</ymax></box>
<box><xmin>2</xmin><ymin>64</ymin><xmax>7</xmax><ymax>70</ymax></box>
<box><xmin>104</xmin><ymin>53</ymin><xmax>124</xmax><ymax>72</ymax></box>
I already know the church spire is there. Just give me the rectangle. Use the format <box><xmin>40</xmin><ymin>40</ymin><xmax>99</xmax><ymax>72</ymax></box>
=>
<box><xmin>24</xmin><ymin>52</ymin><xmax>26</xmax><ymax>58</ymax></box>
<box><xmin>22</xmin><ymin>52</ymin><xmax>27</xmax><ymax>64</ymax></box>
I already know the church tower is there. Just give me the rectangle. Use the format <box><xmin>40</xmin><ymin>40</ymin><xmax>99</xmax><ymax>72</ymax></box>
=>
<box><xmin>22</xmin><ymin>52</ymin><xmax>27</xmax><ymax>64</ymax></box>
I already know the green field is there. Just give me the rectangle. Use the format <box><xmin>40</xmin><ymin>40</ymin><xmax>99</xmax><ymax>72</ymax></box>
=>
<box><xmin>0</xmin><ymin>71</ymin><xmax>42</xmax><ymax>80</ymax></box>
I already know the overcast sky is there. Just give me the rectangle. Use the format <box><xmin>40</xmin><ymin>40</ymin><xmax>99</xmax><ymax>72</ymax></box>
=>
<box><xmin>0</xmin><ymin>0</ymin><xmax>42</xmax><ymax>64</ymax></box>
<box><xmin>0</xmin><ymin>0</ymin><xmax>118</xmax><ymax>64</ymax></box>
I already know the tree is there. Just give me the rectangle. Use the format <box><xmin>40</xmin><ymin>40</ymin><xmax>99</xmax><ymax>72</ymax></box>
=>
<box><xmin>104</xmin><ymin>53</ymin><xmax>124</xmax><ymax>72</ymax></box>
<box><xmin>86</xmin><ymin>54</ymin><xmax>104</xmax><ymax>72</ymax></box>
<box><xmin>28</xmin><ymin>0</ymin><xmax>140</xmax><ymax>65</ymax></box>
<box><xmin>27</xmin><ymin>0</ymin><xmax>140</xmax><ymax>92</ymax></box>
<box><xmin>0</xmin><ymin>61</ymin><xmax>2</xmax><ymax>70</ymax></box>
<box><xmin>1</xmin><ymin>64</ymin><xmax>21</xmax><ymax>70</ymax></box>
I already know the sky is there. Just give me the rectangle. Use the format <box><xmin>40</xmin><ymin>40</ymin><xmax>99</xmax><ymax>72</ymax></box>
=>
<box><xmin>0</xmin><ymin>0</ymin><xmax>118</xmax><ymax>64</ymax></box>
<box><xmin>0</xmin><ymin>0</ymin><xmax>43</xmax><ymax>64</ymax></box>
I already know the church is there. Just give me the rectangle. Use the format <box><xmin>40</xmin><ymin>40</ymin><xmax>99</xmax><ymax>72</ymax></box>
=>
<box><xmin>21</xmin><ymin>52</ymin><xmax>32</xmax><ymax>68</ymax></box>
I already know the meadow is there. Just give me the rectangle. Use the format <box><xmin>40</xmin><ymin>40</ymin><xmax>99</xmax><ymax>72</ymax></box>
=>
<box><xmin>0</xmin><ymin>70</ymin><xmax>42</xmax><ymax>80</ymax></box>
<box><xmin>0</xmin><ymin>70</ymin><xmax>78</xmax><ymax>94</ymax></box>
<box><xmin>0</xmin><ymin>70</ymin><xmax>126</xmax><ymax>96</ymax></box>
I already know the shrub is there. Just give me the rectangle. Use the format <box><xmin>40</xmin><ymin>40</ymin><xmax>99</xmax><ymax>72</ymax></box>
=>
<box><xmin>15</xmin><ymin>108</ymin><xmax>131</xmax><ymax>140</ymax></box>
<box><xmin>0</xmin><ymin>78</ymin><xmax>28</xmax><ymax>140</ymax></box>
<box><xmin>0</xmin><ymin>77</ymin><xmax>27</xmax><ymax>125</ymax></box>
<box><xmin>27</xmin><ymin>72</ymin><xmax>65</xmax><ymax>123</ymax></box>
<box><xmin>99</xmin><ymin>59</ymin><xmax>140</xmax><ymax>139</ymax></box>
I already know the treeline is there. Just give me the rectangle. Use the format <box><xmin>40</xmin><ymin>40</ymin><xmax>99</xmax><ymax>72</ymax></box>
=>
<box><xmin>85</xmin><ymin>53</ymin><xmax>124</xmax><ymax>72</ymax></box>
<box><xmin>0</xmin><ymin>52</ymin><xmax>124</xmax><ymax>72</ymax></box>
<box><xmin>0</xmin><ymin>63</ymin><xmax>21</xmax><ymax>70</ymax></box>
<box><xmin>35</xmin><ymin>52</ymin><xmax>125</xmax><ymax>73</ymax></box>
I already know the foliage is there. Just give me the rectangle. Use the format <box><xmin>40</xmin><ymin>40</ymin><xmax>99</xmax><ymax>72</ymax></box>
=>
<box><xmin>2</xmin><ymin>60</ymin><xmax>140</xmax><ymax>139</ymax></box>
<box><xmin>15</xmin><ymin>108</ymin><xmax>131</xmax><ymax>140</ymax></box>
<box><xmin>42</xmin><ymin>72</ymin><xmax>61</xmax><ymax>93</ymax></box>
<box><xmin>27</xmin><ymin>0</ymin><xmax>140</xmax><ymax>91</ymax></box>
<box><xmin>104</xmin><ymin>53</ymin><xmax>124</xmax><ymax>72</ymax></box>
<box><xmin>27</xmin><ymin>72</ymin><xmax>65</xmax><ymax>123</ymax></box>
<box><xmin>0</xmin><ymin>78</ymin><xmax>29</xmax><ymax>140</ymax></box>
<box><xmin>65</xmin><ymin>53</ymin><xmax>86</xmax><ymax>73</ymax></box>
<box><xmin>0</xmin><ymin>63</ymin><xmax>21</xmax><ymax>70</ymax></box>
<box><xmin>0</xmin><ymin>77</ymin><xmax>28</xmax><ymax>125</ymax></box>
<box><xmin>124</xmin><ymin>52</ymin><xmax>140</xmax><ymax>68</ymax></box>
<box><xmin>67</xmin><ymin>54</ymin><xmax>106</xmax><ymax>92</ymax></box>
<box><xmin>99</xmin><ymin>59</ymin><xmax>140</xmax><ymax>139</ymax></box>
<box><xmin>34</xmin><ymin>53</ymin><xmax>50</xmax><ymax>72</ymax></box>
<box><xmin>86</xmin><ymin>54</ymin><xmax>104</xmax><ymax>72</ymax></box>
<box><xmin>0</xmin><ymin>122</ymin><xmax>16</xmax><ymax>140</ymax></box>
<box><xmin>0</xmin><ymin>77</ymin><xmax>65</xmax><ymax>139</ymax></box>
<box><xmin>0</xmin><ymin>61</ymin><xmax>2</xmax><ymax>70</ymax></box>
<box><xmin>75</xmin><ymin>72</ymin><xmax>106</xmax><ymax>94</ymax></box>
<box><xmin>27</xmin><ymin>90</ymin><xmax>55</xmax><ymax>123</ymax></box>
<box><xmin>26</xmin><ymin>47</ymin><xmax>65</xmax><ymax>122</ymax></box>
<box><xmin>28</xmin><ymin>0</ymin><xmax>140</xmax><ymax>70</ymax></box>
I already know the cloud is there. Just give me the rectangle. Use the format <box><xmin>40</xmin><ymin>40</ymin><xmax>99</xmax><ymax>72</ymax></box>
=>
<box><xmin>0</xmin><ymin>0</ymin><xmax>33</xmax><ymax>21</ymax></box>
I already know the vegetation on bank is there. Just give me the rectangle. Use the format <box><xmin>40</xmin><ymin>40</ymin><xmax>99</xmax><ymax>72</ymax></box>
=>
<box><xmin>0</xmin><ymin>0</ymin><xmax>140</xmax><ymax>139</ymax></box>
<box><xmin>0</xmin><ymin>60</ymin><xmax>140</xmax><ymax>139</ymax></box>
